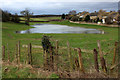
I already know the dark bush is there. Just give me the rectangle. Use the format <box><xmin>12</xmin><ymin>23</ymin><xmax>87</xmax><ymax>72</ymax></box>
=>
<box><xmin>79</xmin><ymin>17</ymin><xmax>83</xmax><ymax>21</ymax></box>
<box><xmin>96</xmin><ymin>17</ymin><xmax>99</xmax><ymax>23</ymax></box>
<box><xmin>61</xmin><ymin>14</ymin><xmax>65</xmax><ymax>20</ymax></box>
<box><xmin>2</xmin><ymin>10</ymin><xmax>11</xmax><ymax>22</ymax></box>
<box><xmin>84</xmin><ymin>15</ymin><xmax>90</xmax><ymax>22</ymax></box>
<box><xmin>11</xmin><ymin>13</ymin><xmax>20</xmax><ymax>23</ymax></box>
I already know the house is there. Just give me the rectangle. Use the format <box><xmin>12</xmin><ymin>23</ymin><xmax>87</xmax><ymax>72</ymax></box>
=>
<box><xmin>77</xmin><ymin>11</ymin><xmax>89</xmax><ymax>18</ymax></box>
<box><xmin>102</xmin><ymin>16</ymin><xmax>107</xmax><ymax>24</ymax></box>
<box><xmin>89</xmin><ymin>12</ymin><xmax>98</xmax><ymax>19</ymax></box>
<box><xmin>76</xmin><ymin>11</ymin><xmax>118</xmax><ymax>24</ymax></box>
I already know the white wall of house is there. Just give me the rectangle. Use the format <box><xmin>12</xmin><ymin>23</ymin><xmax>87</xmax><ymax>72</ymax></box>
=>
<box><xmin>102</xmin><ymin>19</ymin><xmax>105</xmax><ymax>24</ymax></box>
<box><xmin>113</xmin><ymin>19</ymin><xmax>116</xmax><ymax>22</ymax></box>
<box><xmin>79</xmin><ymin>15</ymin><xmax>83</xmax><ymax>18</ymax></box>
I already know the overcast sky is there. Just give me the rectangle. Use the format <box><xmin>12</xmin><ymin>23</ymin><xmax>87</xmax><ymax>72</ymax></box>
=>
<box><xmin>0</xmin><ymin>0</ymin><xmax>119</xmax><ymax>15</ymax></box>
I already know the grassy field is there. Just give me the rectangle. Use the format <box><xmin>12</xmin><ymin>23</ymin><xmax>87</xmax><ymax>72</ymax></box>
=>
<box><xmin>20</xmin><ymin>17</ymin><xmax>61</xmax><ymax>21</ymax></box>
<box><xmin>2</xmin><ymin>20</ymin><xmax>118</xmax><ymax>78</ymax></box>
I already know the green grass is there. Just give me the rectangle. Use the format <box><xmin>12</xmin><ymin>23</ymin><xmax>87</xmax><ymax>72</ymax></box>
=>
<box><xmin>2</xmin><ymin>20</ymin><xmax>118</xmax><ymax>78</ymax></box>
<box><xmin>20</xmin><ymin>17</ymin><xmax>61</xmax><ymax>21</ymax></box>
<box><xmin>2</xmin><ymin>21</ymin><xmax>118</xmax><ymax>54</ymax></box>
<box><xmin>48</xmin><ymin>74</ymin><xmax>59</xmax><ymax>78</ymax></box>
<box><xmin>29</xmin><ymin>20</ymin><xmax>118</xmax><ymax>52</ymax></box>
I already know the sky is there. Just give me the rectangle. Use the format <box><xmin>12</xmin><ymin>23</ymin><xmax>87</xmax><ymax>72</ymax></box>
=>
<box><xmin>0</xmin><ymin>0</ymin><xmax>119</xmax><ymax>15</ymax></box>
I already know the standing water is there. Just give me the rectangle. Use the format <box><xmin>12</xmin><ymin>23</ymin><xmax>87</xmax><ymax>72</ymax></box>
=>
<box><xmin>16</xmin><ymin>24</ymin><xmax>104</xmax><ymax>34</ymax></box>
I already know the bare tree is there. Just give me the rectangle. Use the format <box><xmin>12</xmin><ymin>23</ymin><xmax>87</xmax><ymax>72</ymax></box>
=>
<box><xmin>80</xmin><ymin>11</ymin><xmax>89</xmax><ymax>18</ymax></box>
<box><xmin>105</xmin><ymin>15</ymin><xmax>113</xmax><ymax>24</ymax></box>
<box><xmin>69</xmin><ymin>10</ymin><xmax>76</xmax><ymax>15</ymax></box>
<box><xmin>98</xmin><ymin>9</ymin><xmax>107</xmax><ymax>19</ymax></box>
<box><xmin>20</xmin><ymin>8</ymin><xmax>33</xmax><ymax>25</ymax></box>
<box><xmin>11</xmin><ymin>13</ymin><xmax>20</xmax><ymax>23</ymax></box>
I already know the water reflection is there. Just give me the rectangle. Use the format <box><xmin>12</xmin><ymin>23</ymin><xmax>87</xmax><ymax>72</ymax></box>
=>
<box><xmin>16</xmin><ymin>24</ymin><xmax>104</xmax><ymax>34</ymax></box>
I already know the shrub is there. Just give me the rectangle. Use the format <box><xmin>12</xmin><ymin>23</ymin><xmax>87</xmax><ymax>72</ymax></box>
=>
<box><xmin>79</xmin><ymin>17</ymin><xmax>83</xmax><ymax>21</ymax></box>
<box><xmin>105</xmin><ymin>16</ymin><xmax>113</xmax><ymax>24</ymax></box>
<box><xmin>71</xmin><ymin>16</ymin><xmax>79</xmax><ymax>21</ymax></box>
<box><xmin>61</xmin><ymin>14</ymin><xmax>66</xmax><ymax>20</ymax></box>
<box><xmin>84</xmin><ymin>15</ymin><xmax>90</xmax><ymax>22</ymax></box>
<box><xmin>11</xmin><ymin>13</ymin><xmax>20</xmax><ymax>23</ymax></box>
<box><xmin>96</xmin><ymin>17</ymin><xmax>99</xmax><ymax>23</ymax></box>
<box><xmin>2</xmin><ymin>11</ymin><xmax>11</xmax><ymax>22</ymax></box>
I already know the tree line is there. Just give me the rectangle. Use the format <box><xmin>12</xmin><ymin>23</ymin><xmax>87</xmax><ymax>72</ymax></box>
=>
<box><xmin>1</xmin><ymin>8</ymin><xmax>120</xmax><ymax>25</ymax></box>
<box><xmin>1</xmin><ymin>8</ymin><xmax>33</xmax><ymax>26</ymax></box>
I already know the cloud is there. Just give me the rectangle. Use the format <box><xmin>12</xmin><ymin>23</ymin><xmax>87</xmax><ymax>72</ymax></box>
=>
<box><xmin>1</xmin><ymin>0</ymin><xmax>119</xmax><ymax>8</ymax></box>
<box><xmin>0</xmin><ymin>0</ymin><xmax>118</xmax><ymax>15</ymax></box>
<box><xmin>1</xmin><ymin>0</ymin><xmax>119</xmax><ymax>3</ymax></box>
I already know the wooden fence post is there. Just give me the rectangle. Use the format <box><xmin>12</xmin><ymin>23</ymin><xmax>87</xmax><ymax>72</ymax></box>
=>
<box><xmin>112</xmin><ymin>42</ymin><xmax>118</xmax><ymax>65</ymax></box>
<box><xmin>49</xmin><ymin>46</ymin><xmax>54</xmax><ymax>71</ymax></box>
<box><xmin>18</xmin><ymin>41</ymin><xmax>20</xmax><ymax>64</ymax></box>
<box><xmin>74</xmin><ymin>57</ymin><xmax>79</xmax><ymax>71</ymax></box>
<box><xmin>28</xmin><ymin>43</ymin><xmax>32</xmax><ymax>64</ymax></box>
<box><xmin>7</xmin><ymin>43</ymin><xmax>10</xmax><ymax>62</ymax></box>
<box><xmin>43</xmin><ymin>46</ymin><xmax>45</xmax><ymax>68</ymax></box>
<box><xmin>77</xmin><ymin>48</ymin><xmax>85</xmax><ymax>74</ymax></box>
<box><xmin>93</xmin><ymin>49</ymin><xmax>99</xmax><ymax>72</ymax></box>
<box><xmin>55</xmin><ymin>40</ymin><xmax>59</xmax><ymax>55</ymax></box>
<box><xmin>55</xmin><ymin>40</ymin><xmax>59</xmax><ymax>72</ymax></box>
<box><xmin>16</xmin><ymin>44</ymin><xmax>18</xmax><ymax>64</ymax></box>
<box><xmin>44</xmin><ymin>50</ymin><xmax>48</xmax><ymax>70</ymax></box>
<box><xmin>42</xmin><ymin>41</ymin><xmax>49</xmax><ymax>70</ymax></box>
<box><xmin>2</xmin><ymin>45</ymin><xmax>5</xmax><ymax>61</ymax></box>
<box><xmin>28</xmin><ymin>43</ymin><xmax>30</xmax><ymax>64</ymax></box>
<box><xmin>67</xmin><ymin>41</ymin><xmax>73</xmax><ymax>71</ymax></box>
<box><xmin>97</xmin><ymin>40</ymin><xmax>103</xmax><ymax>58</ymax></box>
<box><xmin>97</xmin><ymin>40</ymin><xmax>107</xmax><ymax>73</ymax></box>
<box><xmin>74</xmin><ymin>48</ymin><xmax>79</xmax><ymax>71</ymax></box>
<box><xmin>30</xmin><ymin>43</ymin><xmax>32</xmax><ymax>65</ymax></box>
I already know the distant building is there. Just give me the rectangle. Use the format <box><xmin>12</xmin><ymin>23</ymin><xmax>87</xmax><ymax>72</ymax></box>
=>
<box><xmin>102</xmin><ymin>16</ymin><xmax>107</xmax><ymax>24</ymax></box>
<box><xmin>102</xmin><ymin>19</ymin><xmax>105</xmax><ymax>24</ymax></box>
<box><xmin>76</xmin><ymin>10</ymin><xmax>118</xmax><ymax>24</ymax></box>
<box><xmin>77</xmin><ymin>11</ymin><xmax>89</xmax><ymax>18</ymax></box>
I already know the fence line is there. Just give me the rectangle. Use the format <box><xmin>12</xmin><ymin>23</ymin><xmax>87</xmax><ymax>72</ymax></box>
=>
<box><xmin>2</xmin><ymin>40</ymin><xmax>118</xmax><ymax>77</ymax></box>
